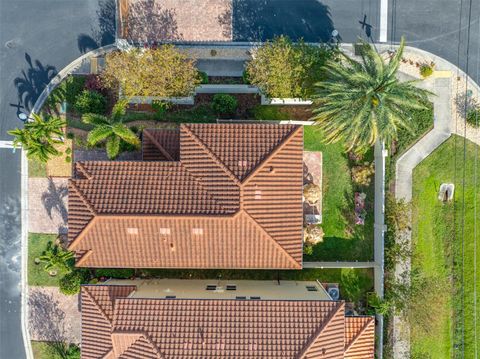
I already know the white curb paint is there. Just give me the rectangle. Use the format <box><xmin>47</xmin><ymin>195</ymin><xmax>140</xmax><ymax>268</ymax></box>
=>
<box><xmin>0</xmin><ymin>140</ymin><xmax>14</xmax><ymax>148</ymax></box>
<box><xmin>379</xmin><ymin>0</ymin><xmax>389</xmax><ymax>42</ymax></box>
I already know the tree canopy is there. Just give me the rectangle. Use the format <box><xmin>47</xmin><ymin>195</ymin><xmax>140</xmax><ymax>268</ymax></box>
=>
<box><xmin>101</xmin><ymin>46</ymin><xmax>200</xmax><ymax>97</ymax></box>
<box><xmin>311</xmin><ymin>38</ymin><xmax>432</xmax><ymax>151</ymax></box>
<box><xmin>246</xmin><ymin>36</ymin><xmax>335</xmax><ymax>98</ymax></box>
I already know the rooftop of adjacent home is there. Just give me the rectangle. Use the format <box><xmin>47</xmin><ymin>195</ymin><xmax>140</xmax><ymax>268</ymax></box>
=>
<box><xmin>80</xmin><ymin>280</ymin><xmax>375</xmax><ymax>359</ymax></box>
<box><xmin>68</xmin><ymin>124</ymin><xmax>304</xmax><ymax>269</ymax></box>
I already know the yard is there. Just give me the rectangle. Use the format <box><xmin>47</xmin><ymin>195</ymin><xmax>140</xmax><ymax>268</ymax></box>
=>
<box><xmin>303</xmin><ymin>126</ymin><xmax>374</xmax><ymax>261</ymax></box>
<box><xmin>411</xmin><ymin>136</ymin><xmax>479</xmax><ymax>358</ymax></box>
<box><xmin>28</xmin><ymin>233</ymin><xmax>63</xmax><ymax>286</ymax></box>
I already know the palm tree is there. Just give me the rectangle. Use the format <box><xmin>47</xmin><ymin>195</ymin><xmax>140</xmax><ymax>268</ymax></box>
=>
<box><xmin>39</xmin><ymin>241</ymin><xmax>74</xmax><ymax>275</ymax></box>
<box><xmin>8</xmin><ymin>113</ymin><xmax>66</xmax><ymax>162</ymax></box>
<box><xmin>311</xmin><ymin>37</ymin><xmax>432</xmax><ymax>151</ymax></box>
<box><xmin>82</xmin><ymin>99</ymin><xmax>139</xmax><ymax>159</ymax></box>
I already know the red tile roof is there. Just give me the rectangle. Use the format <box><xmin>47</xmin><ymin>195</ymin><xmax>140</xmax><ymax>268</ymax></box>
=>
<box><xmin>68</xmin><ymin>124</ymin><xmax>304</xmax><ymax>269</ymax></box>
<box><xmin>80</xmin><ymin>285</ymin><xmax>375</xmax><ymax>359</ymax></box>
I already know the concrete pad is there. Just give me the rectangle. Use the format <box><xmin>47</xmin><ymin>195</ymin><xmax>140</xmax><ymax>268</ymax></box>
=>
<box><xmin>28</xmin><ymin>178</ymin><xmax>68</xmax><ymax>234</ymax></box>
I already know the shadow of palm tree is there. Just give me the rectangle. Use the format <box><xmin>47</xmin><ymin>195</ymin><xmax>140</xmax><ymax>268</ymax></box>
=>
<box><xmin>232</xmin><ymin>0</ymin><xmax>336</xmax><ymax>42</ymax></box>
<box><xmin>41</xmin><ymin>178</ymin><xmax>68</xmax><ymax>224</ymax></box>
<box><xmin>77</xmin><ymin>0</ymin><xmax>116</xmax><ymax>53</ymax></box>
<box><xmin>28</xmin><ymin>290</ymin><xmax>67</xmax><ymax>343</ymax></box>
<box><xmin>13</xmin><ymin>53</ymin><xmax>57</xmax><ymax>111</ymax></box>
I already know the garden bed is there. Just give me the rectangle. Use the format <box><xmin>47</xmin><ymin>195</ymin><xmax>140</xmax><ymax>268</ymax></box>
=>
<box><xmin>195</xmin><ymin>93</ymin><xmax>260</xmax><ymax>119</ymax></box>
<box><xmin>207</xmin><ymin>76</ymin><xmax>244</xmax><ymax>85</ymax></box>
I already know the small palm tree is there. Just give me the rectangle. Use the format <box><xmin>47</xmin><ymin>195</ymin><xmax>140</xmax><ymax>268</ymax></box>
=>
<box><xmin>39</xmin><ymin>241</ymin><xmax>75</xmax><ymax>275</ymax></box>
<box><xmin>312</xmin><ymin>37</ymin><xmax>432</xmax><ymax>151</ymax></box>
<box><xmin>82</xmin><ymin>99</ymin><xmax>139</xmax><ymax>159</ymax></box>
<box><xmin>8</xmin><ymin>113</ymin><xmax>66</xmax><ymax>162</ymax></box>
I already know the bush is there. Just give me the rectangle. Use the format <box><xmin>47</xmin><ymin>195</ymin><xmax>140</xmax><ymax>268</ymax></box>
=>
<box><xmin>198</xmin><ymin>71</ymin><xmax>209</xmax><ymax>84</ymax></box>
<box><xmin>59</xmin><ymin>270</ymin><xmax>87</xmax><ymax>295</ymax></box>
<box><xmin>151</xmin><ymin>100</ymin><xmax>171</xmax><ymax>116</ymax></box>
<box><xmin>242</xmin><ymin>70</ymin><xmax>250</xmax><ymax>84</ymax></box>
<box><xmin>73</xmin><ymin>90</ymin><xmax>107</xmax><ymax>115</ymax></box>
<box><xmin>303</xmin><ymin>183</ymin><xmax>321</xmax><ymax>204</ymax></box>
<box><xmin>96</xmin><ymin>268</ymin><xmax>135</xmax><ymax>279</ymax></box>
<box><xmin>45</xmin><ymin>76</ymin><xmax>86</xmax><ymax>112</ymax></box>
<box><xmin>419</xmin><ymin>63</ymin><xmax>434</xmax><ymax>78</ymax></box>
<box><xmin>466</xmin><ymin>108</ymin><xmax>480</xmax><ymax>127</ymax></box>
<box><xmin>212</xmin><ymin>94</ymin><xmax>238</xmax><ymax>115</ymax></box>
<box><xmin>84</xmin><ymin>74</ymin><xmax>105</xmax><ymax>93</ymax></box>
<box><xmin>246</xmin><ymin>36</ymin><xmax>336</xmax><ymax>98</ymax></box>
<box><xmin>351</xmin><ymin>163</ymin><xmax>375</xmax><ymax>186</ymax></box>
<box><xmin>252</xmin><ymin>105</ymin><xmax>289</xmax><ymax>121</ymax></box>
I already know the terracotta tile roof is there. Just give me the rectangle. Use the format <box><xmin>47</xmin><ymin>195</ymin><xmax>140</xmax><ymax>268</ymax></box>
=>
<box><xmin>68</xmin><ymin>124</ymin><xmax>304</xmax><ymax>269</ymax></box>
<box><xmin>344</xmin><ymin>316</ymin><xmax>376</xmax><ymax>358</ymax></box>
<box><xmin>80</xmin><ymin>285</ymin><xmax>375</xmax><ymax>359</ymax></box>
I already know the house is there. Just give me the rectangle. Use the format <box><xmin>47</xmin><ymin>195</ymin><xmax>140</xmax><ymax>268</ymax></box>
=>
<box><xmin>68</xmin><ymin>124</ymin><xmax>304</xmax><ymax>269</ymax></box>
<box><xmin>80</xmin><ymin>280</ymin><xmax>375</xmax><ymax>358</ymax></box>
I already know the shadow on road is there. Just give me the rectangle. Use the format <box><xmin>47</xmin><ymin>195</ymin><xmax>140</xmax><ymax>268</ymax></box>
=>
<box><xmin>232</xmin><ymin>0</ymin><xmax>335</xmax><ymax>42</ymax></box>
<box><xmin>13</xmin><ymin>53</ymin><xmax>57</xmax><ymax>112</ymax></box>
<box><xmin>77</xmin><ymin>0</ymin><xmax>116</xmax><ymax>53</ymax></box>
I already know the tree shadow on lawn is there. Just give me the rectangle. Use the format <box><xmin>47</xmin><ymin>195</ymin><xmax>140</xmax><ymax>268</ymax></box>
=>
<box><xmin>232</xmin><ymin>0</ymin><xmax>338</xmax><ymax>42</ymax></box>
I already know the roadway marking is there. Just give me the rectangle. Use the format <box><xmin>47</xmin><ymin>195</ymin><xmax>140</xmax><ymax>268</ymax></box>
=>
<box><xmin>0</xmin><ymin>140</ymin><xmax>14</xmax><ymax>148</ymax></box>
<box><xmin>379</xmin><ymin>0</ymin><xmax>388</xmax><ymax>42</ymax></box>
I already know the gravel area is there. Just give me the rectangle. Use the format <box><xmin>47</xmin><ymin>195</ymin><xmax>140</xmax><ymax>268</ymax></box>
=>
<box><xmin>28</xmin><ymin>178</ymin><xmax>68</xmax><ymax>234</ymax></box>
<box><xmin>28</xmin><ymin>286</ymin><xmax>81</xmax><ymax>344</ymax></box>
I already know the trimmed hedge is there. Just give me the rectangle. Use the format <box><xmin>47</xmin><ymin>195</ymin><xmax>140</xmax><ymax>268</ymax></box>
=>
<box><xmin>212</xmin><ymin>94</ymin><xmax>238</xmax><ymax>115</ymax></box>
<box><xmin>96</xmin><ymin>268</ymin><xmax>135</xmax><ymax>278</ymax></box>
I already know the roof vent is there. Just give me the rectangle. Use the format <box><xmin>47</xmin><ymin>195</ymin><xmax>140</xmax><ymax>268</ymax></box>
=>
<box><xmin>306</xmin><ymin>286</ymin><xmax>318</xmax><ymax>292</ymax></box>
<box><xmin>206</xmin><ymin>285</ymin><xmax>217</xmax><ymax>291</ymax></box>
<box><xmin>238</xmin><ymin>160</ymin><xmax>248</xmax><ymax>167</ymax></box>
<box><xmin>250</xmin><ymin>296</ymin><xmax>261</xmax><ymax>300</ymax></box>
<box><xmin>159</xmin><ymin>227</ymin><xmax>171</xmax><ymax>236</ymax></box>
<box><xmin>192</xmin><ymin>228</ymin><xmax>204</xmax><ymax>235</ymax></box>
<box><xmin>226</xmin><ymin>285</ymin><xmax>237</xmax><ymax>291</ymax></box>
<box><xmin>254</xmin><ymin>190</ymin><xmax>262</xmax><ymax>200</ymax></box>
<box><xmin>126</xmin><ymin>227</ymin><xmax>138</xmax><ymax>235</ymax></box>
<box><xmin>166</xmin><ymin>295</ymin><xmax>176</xmax><ymax>299</ymax></box>
<box><xmin>236</xmin><ymin>296</ymin><xmax>247</xmax><ymax>300</ymax></box>
<box><xmin>269</xmin><ymin>166</ymin><xmax>275</xmax><ymax>173</ymax></box>
<box><xmin>170</xmin><ymin>243</ymin><xmax>175</xmax><ymax>251</ymax></box>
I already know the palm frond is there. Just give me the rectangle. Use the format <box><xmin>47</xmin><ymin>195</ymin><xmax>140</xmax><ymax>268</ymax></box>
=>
<box><xmin>82</xmin><ymin>113</ymin><xmax>109</xmax><ymax>125</ymax></box>
<box><xmin>87</xmin><ymin>125</ymin><xmax>113</xmax><ymax>145</ymax></box>
<box><xmin>111</xmin><ymin>124</ymin><xmax>139</xmax><ymax>146</ymax></box>
<box><xmin>106</xmin><ymin>136</ymin><xmax>121</xmax><ymax>159</ymax></box>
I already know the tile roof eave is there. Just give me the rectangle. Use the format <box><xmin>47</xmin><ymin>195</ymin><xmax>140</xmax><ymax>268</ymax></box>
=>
<box><xmin>240</xmin><ymin>125</ymin><xmax>303</xmax><ymax>187</ymax></box>
<box><xmin>82</xmin><ymin>286</ymin><xmax>113</xmax><ymax>325</ymax></box>
<box><xmin>344</xmin><ymin>316</ymin><xmax>375</xmax><ymax>353</ymax></box>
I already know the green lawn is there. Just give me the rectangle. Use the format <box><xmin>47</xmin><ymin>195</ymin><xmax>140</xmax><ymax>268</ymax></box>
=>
<box><xmin>411</xmin><ymin>136</ymin><xmax>480</xmax><ymax>358</ymax></box>
<box><xmin>28</xmin><ymin>233</ymin><xmax>62</xmax><ymax>286</ymax></box>
<box><xmin>28</xmin><ymin>159</ymin><xmax>47</xmax><ymax>178</ymax></box>
<box><xmin>140</xmin><ymin>268</ymin><xmax>374</xmax><ymax>304</ymax></box>
<box><xmin>31</xmin><ymin>341</ymin><xmax>80</xmax><ymax>359</ymax></box>
<box><xmin>303</xmin><ymin>126</ymin><xmax>374</xmax><ymax>261</ymax></box>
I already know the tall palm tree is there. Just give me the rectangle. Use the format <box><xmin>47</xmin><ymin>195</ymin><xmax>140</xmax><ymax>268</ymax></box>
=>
<box><xmin>82</xmin><ymin>99</ymin><xmax>140</xmax><ymax>159</ymax></box>
<box><xmin>8</xmin><ymin>113</ymin><xmax>65</xmax><ymax>163</ymax></box>
<box><xmin>311</xmin><ymin>37</ymin><xmax>432</xmax><ymax>151</ymax></box>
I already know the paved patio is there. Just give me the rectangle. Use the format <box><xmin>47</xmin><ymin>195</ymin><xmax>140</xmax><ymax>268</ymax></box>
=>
<box><xmin>28</xmin><ymin>286</ymin><xmax>81</xmax><ymax>344</ymax></box>
<box><xmin>28</xmin><ymin>178</ymin><xmax>68</xmax><ymax>234</ymax></box>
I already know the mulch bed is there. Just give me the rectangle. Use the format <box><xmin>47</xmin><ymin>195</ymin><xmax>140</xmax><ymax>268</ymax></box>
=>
<box><xmin>277</xmin><ymin>105</ymin><xmax>313</xmax><ymax>121</ymax></box>
<box><xmin>195</xmin><ymin>93</ymin><xmax>261</xmax><ymax>119</ymax></box>
<box><xmin>208</xmin><ymin>76</ymin><xmax>244</xmax><ymax>85</ymax></box>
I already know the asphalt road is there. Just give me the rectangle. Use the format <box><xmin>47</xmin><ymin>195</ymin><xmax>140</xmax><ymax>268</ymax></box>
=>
<box><xmin>0</xmin><ymin>1</ymin><xmax>115</xmax><ymax>357</ymax></box>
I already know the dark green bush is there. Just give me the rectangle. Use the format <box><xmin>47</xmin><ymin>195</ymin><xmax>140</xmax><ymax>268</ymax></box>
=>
<box><xmin>252</xmin><ymin>105</ymin><xmax>289</xmax><ymax>121</ymax></box>
<box><xmin>73</xmin><ymin>90</ymin><xmax>107</xmax><ymax>115</ymax></box>
<box><xmin>419</xmin><ymin>64</ymin><xmax>434</xmax><ymax>78</ymax></box>
<box><xmin>44</xmin><ymin>75</ymin><xmax>86</xmax><ymax>112</ymax></box>
<box><xmin>96</xmin><ymin>268</ymin><xmax>135</xmax><ymax>278</ymax></box>
<box><xmin>466</xmin><ymin>108</ymin><xmax>480</xmax><ymax>127</ymax></box>
<box><xmin>212</xmin><ymin>94</ymin><xmax>238</xmax><ymax>115</ymax></box>
<box><xmin>198</xmin><ymin>71</ymin><xmax>209</xmax><ymax>84</ymax></box>
<box><xmin>59</xmin><ymin>271</ymin><xmax>86</xmax><ymax>295</ymax></box>
<box><xmin>242</xmin><ymin>70</ymin><xmax>250</xmax><ymax>84</ymax></box>
<box><xmin>151</xmin><ymin>100</ymin><xmax>171</xmax><ymax>116</ymax></box>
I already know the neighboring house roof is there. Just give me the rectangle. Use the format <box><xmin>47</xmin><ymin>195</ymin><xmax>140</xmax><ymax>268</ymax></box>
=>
<box><xmin>81</xmin><ymin>285</ymin><xmax>375</xmax><ymax>359</ymax></box>
<box><xmin>68</xmin><ymin>124</ymin><xmax>304</xmax><ymax>269</ymax></box>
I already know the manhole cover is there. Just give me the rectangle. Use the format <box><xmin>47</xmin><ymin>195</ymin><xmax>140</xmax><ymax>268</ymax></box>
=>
<box><xmin>5</xmin><ymin>40</ymin><xmax>16</xmax><ymax>48</ymax></box>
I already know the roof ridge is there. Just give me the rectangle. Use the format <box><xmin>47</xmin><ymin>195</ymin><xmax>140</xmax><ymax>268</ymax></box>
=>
<box><xmin>181</xmin><ymin>124</ymin><xmax>240</xmax><ymax>185</ymax></box>
<box><xmin>241</xmin><ymin>125</ymin><xmax>302</xmax><ymax>187</ymax></box>
<box><xmin>297</xmin><ymin>302</ymin><xmax>345</xmax><ymax>359</ymax></box>
<box><xmin>82</xmin><ymin>286</ymin><xmax>113</xmax><ymax>324</ymax></box>
<box><xmin>69</xmin><ymin>179</ymin><xmax>97</xmax><ymax>216</ymax></box>
<box><xmin>143</xmin><ymin>129</ymin><xmax>175</xmax><ymax>161</ymax></box>
<box><xmin>111</xmin><ymin>329</ymin><xmax>164</xmax><ymax>359</ymax></box>
<box><xmin>241</xmin><ymin>210</ymin><xmax>301</xmax><ymax>269</ymax></box>
<box><xmin>344</xmin><ymin>316</ymin><xmax>375</xmax><ymax>353</ymax></box>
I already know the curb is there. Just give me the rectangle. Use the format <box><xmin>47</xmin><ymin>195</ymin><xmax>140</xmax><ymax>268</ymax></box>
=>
<box><xmin>21</xmin><ymin>44</ymin><xmax>118</xmax><ymax>359</ymax></box>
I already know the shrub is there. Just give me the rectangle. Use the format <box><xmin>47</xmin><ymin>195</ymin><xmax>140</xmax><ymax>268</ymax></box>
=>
<box><xmin>252</xmin><ymin>105</ymin><xmax>289</xmax><ymax>121</ymax></box>
<box><xmin>198</xmin><ymin>71</ymin><xmax>209</xmax><ymax>84</ymax></box>
<box><xmin>466</xmin><ymin>108</ymin><xmax>480</xmax><ymax>127</ymax></box>
<box><xmin>151</xmin><ymin>100</ymin><xmax>171</xmax><ymax>116</ymax></box>
<box><xmin>63</xmin><ymin>76</ymin><xmax>87</xmax><ymax>107</ymax></box>
<box><xmin>59</xmin><ymin>270</ymin><xmax>86</xmax><ymax>295</ymax></box>
<box><xmin>242</xmin><ymin>70</ymin><xmax>250</xmax><ymax>84</ymax></box>
<box><xmin>66</xmin><ymin>132</ymin><xmax>75</xmax><ymax>140</ymax></box>
<box><xmin>351</xmin><ymin>163</ymin><xmax>374</xmax><ymax>186</ymax></box>
<box><xmin>84</xmin><ymin>74</ymin><xmax>105</xmax><ymax>93</ymax></box>
<box><xmin>212</xmin><ymin>94</ymin><xmax>238</xmax><ymax>115</ymax></box>
<box><xmin>419</xmin><ymin>63</ymin><xmax>434</xmax><ymax>78</ymax></box>
<box><xmin>303</xmin><ymin>244</ymin><xmax>313</xmax><ymax>256</ymax></box>
<box><xmin>101</xmin><ymin>47</ymin><xmax>200</xmax><ymax>97</ymax></box>
<box><xmin>246</xmin><ymin>36</ymin><xmax>336</xmax><ymax>98</ymax></box>
<box><xmin>303</xmin><ymin>183</ymin><xmax>321</xmax><ymax>204</ymax></box>
<box><xmin>96</xmin><ymin>268</ymin><xmax>135</xmax><ymax>279</ymax></box>
<box><xmin>73</xmin><ymin>90</ymin><xmax>107</xmax><ymax>115</ymax></box>
<box><xmin>304</xmin><ymin>225</ymin><xmax>324</xmax><ymax>244</ymax></box>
